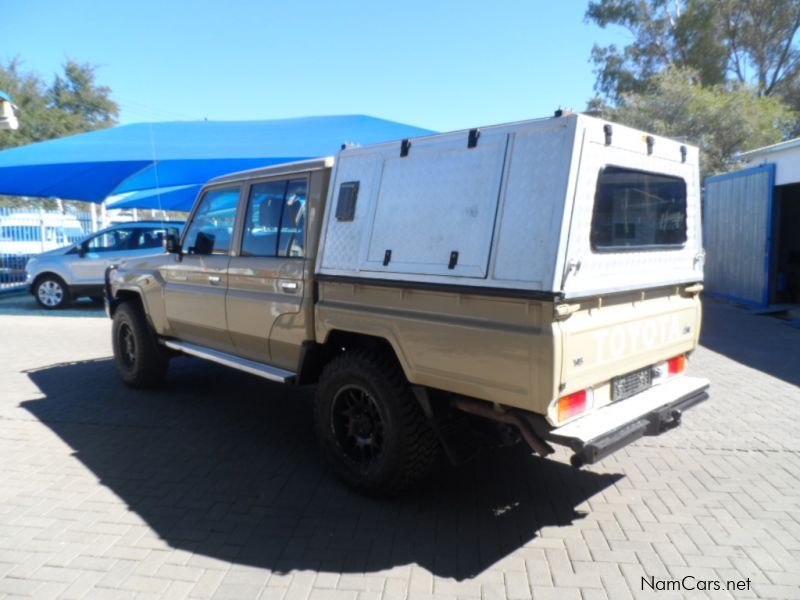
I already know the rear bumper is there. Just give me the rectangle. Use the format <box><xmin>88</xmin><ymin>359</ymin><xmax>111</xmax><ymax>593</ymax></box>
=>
<box><xmin>546</xmin><ymin>375</ymin><xmax>709</xmax><ymax>466</ymax></box>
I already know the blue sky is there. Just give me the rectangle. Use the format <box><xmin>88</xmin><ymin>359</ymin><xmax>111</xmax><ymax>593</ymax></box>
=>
<box><xmin>2</xmin><ymin>0</ymin><xmax>629</xmax><ymax>132</ymax></box>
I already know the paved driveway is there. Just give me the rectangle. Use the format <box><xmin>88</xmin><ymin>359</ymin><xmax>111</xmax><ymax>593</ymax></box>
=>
<box><xmin>0</xmin><ymin>294</ymin><xmax>798</xmax><ymax>599</ymax></box>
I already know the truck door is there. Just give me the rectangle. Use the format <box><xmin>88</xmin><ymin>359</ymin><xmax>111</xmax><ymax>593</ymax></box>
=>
<box><xmin>162</xmin><ymin>186</ymin><xmax>239</xmax><ymax>351</ymax></box>
<box><xmin>225</xmin><ymin>177</ymin><xmax>308</xmax><ymax>367</ymax></box>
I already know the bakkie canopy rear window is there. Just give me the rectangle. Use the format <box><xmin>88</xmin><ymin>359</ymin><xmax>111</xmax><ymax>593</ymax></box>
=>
<box><xmin>590</xmin><ymin>167</ymin><xmax>687</xmax><ymax>250</ymax></box>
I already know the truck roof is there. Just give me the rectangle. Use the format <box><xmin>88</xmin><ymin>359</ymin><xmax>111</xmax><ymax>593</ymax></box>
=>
<box><xmin>208</xmin><ymin>157</ymin><xmax>334</xmax><ymax>186</ymax></box>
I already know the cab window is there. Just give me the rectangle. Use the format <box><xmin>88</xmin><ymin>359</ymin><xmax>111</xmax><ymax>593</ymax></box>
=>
<box><xmin>241</xmin><ymin>178</ymin><xmax>307</xmax><ymax>258</ymax></box>
<box><xmin>183</xmin><ymin>188</ymin><xmax>240</xmax><ymax>255</ymax></box>
<box><xmin>591</xmin><ymin>167</ymin><xmax>687</xmax><ymax>250</ymax></box>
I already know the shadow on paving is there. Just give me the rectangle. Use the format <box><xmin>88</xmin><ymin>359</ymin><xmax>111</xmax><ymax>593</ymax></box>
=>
<box><xmin>699</xmin><ymin>298</ymin><xmax>800</xmax><ymax>387</ymax></box>
<box><xmin>23</xmin><ymin>357</ymin><xmax>620</xmax><ymax>580</ymax></box>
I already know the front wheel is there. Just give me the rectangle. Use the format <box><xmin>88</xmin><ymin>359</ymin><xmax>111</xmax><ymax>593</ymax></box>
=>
<box><xmin>314</xmin><ymin>350</ymin><xmax>438</xmax><ymax>496</ymax></box>
<box><xmin>34</xmin><ymin>275</ymin><xmax>71</xmax><ymax>309</ymax></box>
<box><xmin>112</xmin><ymin>301</ymin><xmax>169</xmax><ymax>388</ymax></box>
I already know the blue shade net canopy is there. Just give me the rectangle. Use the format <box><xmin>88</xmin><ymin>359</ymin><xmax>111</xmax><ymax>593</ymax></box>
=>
<box><xmin>0</xmin><ymin>115</ymin><xmax>434</xmax><ymax>211</ymax></box>
<box><xmin>106</xmin><ymin>185</ymin><xmax>204</xmax><ymax>211</ymax></box>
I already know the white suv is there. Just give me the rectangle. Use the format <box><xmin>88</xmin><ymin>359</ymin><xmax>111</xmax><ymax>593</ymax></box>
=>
<box><xmin>25</xmin><ymin>221</ymin><xmax>183</xmax><ymax>309</ymax></box>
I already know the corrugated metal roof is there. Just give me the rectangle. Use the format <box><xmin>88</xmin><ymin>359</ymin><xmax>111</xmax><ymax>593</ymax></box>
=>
<box><xmin>739</xmin><ymin>137</ymin><xmax>800</xmax><ymax>160</ymax></box>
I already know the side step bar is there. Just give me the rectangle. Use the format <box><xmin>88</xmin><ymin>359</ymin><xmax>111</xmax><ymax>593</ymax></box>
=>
<box><xmin>162</xmin><ymin>340</ymin><xmax>296</xmax><ymax>383</ymax></box>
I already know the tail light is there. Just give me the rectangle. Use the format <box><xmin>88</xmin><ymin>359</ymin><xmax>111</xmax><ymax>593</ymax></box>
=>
<box><xmin>667</xmin><ymin>354</ymin><xmax>686</xmax><ymax>375</ymax></box>
<box><xmin>557</xmin><ymin>389</ymin><xmax>588</xmax><ymax>422</ymax></box>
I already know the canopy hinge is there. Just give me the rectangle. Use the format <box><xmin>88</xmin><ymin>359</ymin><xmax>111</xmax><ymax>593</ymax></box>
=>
<box><xmin>467</xmin><ymin>128</ymin><xmax>480</xmax><ymax>148</ymax></box>
<box><xmin>448</xmin><ymin>251</ymin><xmax>459</xmax><ymax>269</ymax></box>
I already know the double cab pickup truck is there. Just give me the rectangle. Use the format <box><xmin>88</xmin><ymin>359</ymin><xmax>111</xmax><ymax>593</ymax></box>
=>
<box><xmin>106</xmin><ymin>113</ymin><xmax>710</xmax><ymax>495</ymax></box>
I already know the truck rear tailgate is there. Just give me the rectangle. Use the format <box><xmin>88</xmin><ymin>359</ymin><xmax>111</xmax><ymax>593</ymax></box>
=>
<box><xmin>558</xmin><ymin>289</ymin><xmax>701</xmax><ymax>398</ymax></box>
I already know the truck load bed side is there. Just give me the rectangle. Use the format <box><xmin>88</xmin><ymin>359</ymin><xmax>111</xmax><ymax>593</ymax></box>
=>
<box><xmin>314</xmin><ymin>280</ymin><xmax>562</xmax><ymax>414</ymax></box>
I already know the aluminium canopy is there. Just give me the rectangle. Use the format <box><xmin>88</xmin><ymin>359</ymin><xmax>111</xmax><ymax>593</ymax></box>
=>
<box><xmin>0</xmin><ymin>115</ymin><xmax>433</xmax><ymax>211</ymax></box>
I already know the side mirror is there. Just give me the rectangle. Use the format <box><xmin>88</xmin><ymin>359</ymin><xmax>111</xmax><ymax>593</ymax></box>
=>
<box><xmin>164</xmin><ymin>233</ymin><xmax>181</xmax><ymax>254</ymax></box>
<box><xmin>78</xmin><ymin>242</ymin><xmax>88</xmax><ymax>257</ymax></box>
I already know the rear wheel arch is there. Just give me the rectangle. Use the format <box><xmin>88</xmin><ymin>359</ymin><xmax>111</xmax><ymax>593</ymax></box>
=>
<box><xmin>299</xmin><ymin>330</ymin><xmax>409</xmax><ymax>385</ymax></box>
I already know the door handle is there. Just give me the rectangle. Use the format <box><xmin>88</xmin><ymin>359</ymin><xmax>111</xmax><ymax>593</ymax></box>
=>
<box><xmin>208</xmin><ymin>275</ymin><xmax>222</xmax><ymax>285</ymax></box>
<box><xmin>280</xmin><ymin>281</ymin><xmax>298</xmax><ymax>293</ymax></box>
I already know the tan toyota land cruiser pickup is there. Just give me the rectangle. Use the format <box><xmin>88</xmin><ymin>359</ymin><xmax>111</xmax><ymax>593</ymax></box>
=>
<box><xmin>106</xmin><ymin>113</ymin><xmax>709</xmax><ymax>496</ymax></box>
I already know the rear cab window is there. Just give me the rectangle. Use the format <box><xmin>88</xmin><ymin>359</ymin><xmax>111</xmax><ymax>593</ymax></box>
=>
<box><xmin>590</xmin><ymin>167</ymin><xmax>687</xmax><ymax>251</ymax></box>
<box><xmin>241</xmin><ymin>178</ymin><xmax>307</xmax><ymax>258</ymax></box>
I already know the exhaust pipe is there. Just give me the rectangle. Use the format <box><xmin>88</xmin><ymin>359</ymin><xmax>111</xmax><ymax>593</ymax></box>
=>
<box><xmin>452</xmin><ymin>399</ymin><xmax>554</xmax><ymax>457</ymax></box>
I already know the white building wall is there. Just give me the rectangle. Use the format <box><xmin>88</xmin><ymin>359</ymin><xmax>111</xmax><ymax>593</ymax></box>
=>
<box><xmin>744</xmin><ymin>146</ymin><xmax>800</xmax><ymax>186</ymax></box>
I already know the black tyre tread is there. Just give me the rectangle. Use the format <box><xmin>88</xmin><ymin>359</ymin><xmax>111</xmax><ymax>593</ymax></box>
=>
<box><xmin>34</xmin><ymin>274</ymin><xmax>71</xmax><ymax>309</ymax></box>
<box><xmin>112</xmin><ymin>301</ymin><xmax>169</xmax><ymax>388</ymax></box>
<box><xmin>314</xmin><ymin>349</ymin><xmax>439</xmax><ymax>496</ymax></box>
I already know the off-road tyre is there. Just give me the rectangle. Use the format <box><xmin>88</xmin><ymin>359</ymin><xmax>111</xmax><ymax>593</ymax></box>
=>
<box><xmin>112</xmin><ymin>301</ymin><xmax>169</xmax><ymax>388</ymax></box>
<box><xmin>314</xmin><ymin>350</ymin><xmax>439</xmax><ymax>496</ymax></box>
<box><xmin>34</xmin><ymin>274</ymin><xmax>71</xmax><ymax>309</ymax></box>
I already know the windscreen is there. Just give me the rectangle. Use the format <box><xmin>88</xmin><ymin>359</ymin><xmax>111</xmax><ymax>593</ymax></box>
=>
<box><xmin>590</xmin><ymin>167</ymin><xmax>687</xmax><ymax>250</ymax></box>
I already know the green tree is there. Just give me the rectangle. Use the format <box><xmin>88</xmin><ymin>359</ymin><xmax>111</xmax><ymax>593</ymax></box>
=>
<box><xmin>587</xmin><ymin>0</ymin><xmax>800</xmax><ymax>105</ymax></box>
<box><xmin>609</xmin><ymin>68</ymin><xmax>796</xmax><ymax>175</ymax></box>
<box><xmin>51</xmin><ymin>60</ymin><xmax>118</xmax><ymax>133</ymax></box>
<box><xmin>0</xmin><ymin>59</ymin><xmax>119</xmax><ymax>206</ymax></box>
<box><xmin>586</xmin><ymin>0</ymin><xmax>800</xmax><ymax>175</ymax></box>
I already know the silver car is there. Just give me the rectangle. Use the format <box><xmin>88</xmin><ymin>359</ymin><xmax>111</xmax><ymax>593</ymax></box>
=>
<box><xmin>25</xmin><ymin>221</ymin><xmax>183</xmax><ymax>309</ymax></box>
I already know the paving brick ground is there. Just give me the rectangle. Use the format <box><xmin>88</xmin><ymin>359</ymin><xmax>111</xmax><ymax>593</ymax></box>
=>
<box><xmin>0</xmin><ymin>293</ymin><xmax>798</xmax><ymax>599</ymax></box>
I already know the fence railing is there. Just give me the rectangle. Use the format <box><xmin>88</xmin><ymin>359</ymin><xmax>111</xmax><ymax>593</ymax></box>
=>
<box><xmin>0</xmin><ymin>254</ymin><xmax>32</xmax><ymax>291</ymax></box>
<box><xmin>0</xmin><ymin>207</ymin><xmax>95</xmax><ymax>291</ymax></box>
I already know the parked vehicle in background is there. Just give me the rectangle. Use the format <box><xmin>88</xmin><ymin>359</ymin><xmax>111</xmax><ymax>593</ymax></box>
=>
<box><xmin>26</xmin><ymin>221</ymin><xmax>183</xmax><ymax>309</ymax></box>
<box><xmin>0</xmin><ymin>208</ymin><xmax>92</xmax><ymax>291</ymax></box>
<box><xmin>106</xmin><ymin>113</ymin><xmax>709</xmax><ymax>496</ymax></box>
